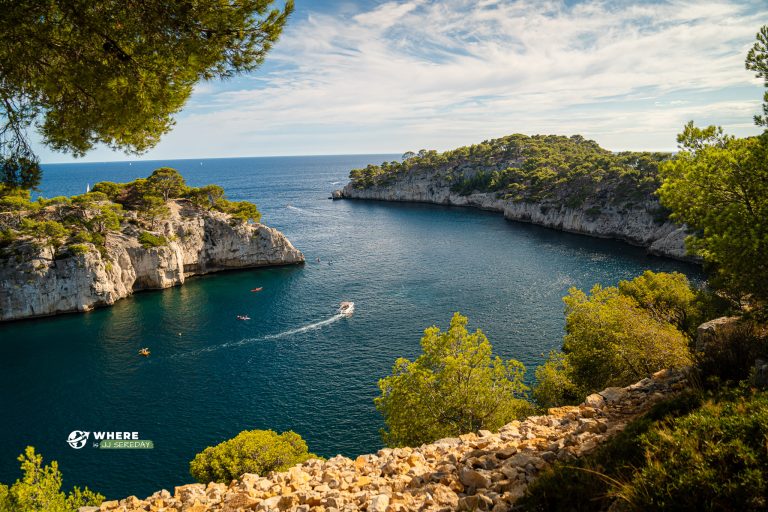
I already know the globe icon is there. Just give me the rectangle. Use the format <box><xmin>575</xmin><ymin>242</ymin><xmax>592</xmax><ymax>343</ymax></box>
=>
<box><xmin>66</xmin><ymin>430</ymin><xmax>89</xmax><ymax>449</ymax></box>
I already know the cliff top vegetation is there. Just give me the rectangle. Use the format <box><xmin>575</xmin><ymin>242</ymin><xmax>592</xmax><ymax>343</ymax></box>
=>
<box><xmin>0</xmin><ymin>168</ymin><xmax>261</xmax><ymax>259</ymax></box>
<box><xmin>349</xmin><ymin>134</ymin><xmax>670</xmax><ymax>211</ymax></box>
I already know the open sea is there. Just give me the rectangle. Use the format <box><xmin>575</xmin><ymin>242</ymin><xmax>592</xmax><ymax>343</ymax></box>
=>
<box><xmin>0</xmin><ymin>155</ymin><xmax>701</xmax><ymax>498</ymax></box>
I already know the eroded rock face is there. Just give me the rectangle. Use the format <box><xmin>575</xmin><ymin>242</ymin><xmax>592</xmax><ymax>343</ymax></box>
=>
<box><xmin>96</xmin><ymin>368</ymin><xmax>689</xmax><ymax>512</ymax></box>
<box><xmin>0</xmin><ymin>202</ymin><xmax>304</xmax><ymax>322</ymax></box>
<box><xmin>336</xmin><ymin>174</ymin><xmax>694</xmax><ymax>261</ymax></box>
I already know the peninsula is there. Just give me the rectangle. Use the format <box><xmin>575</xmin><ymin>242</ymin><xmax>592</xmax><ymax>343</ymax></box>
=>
<box><xmin>0</xmin><ymin>169</ymin><xmax>304</xmax><ymax>322</ymax></box>
<box><xmin>334</xmin><ymin>134</ymin><xmax>690</xmax><ymax>260</ymax></box>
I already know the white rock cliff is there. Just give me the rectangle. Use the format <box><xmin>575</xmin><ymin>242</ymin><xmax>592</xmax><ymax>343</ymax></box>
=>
<box><xmin>0</xmin><ymin>201</ymin><xmax>304</xmax><ymax>322</ymax></box>
<box><xmin>337</xmin><ymin>173</ymin><xmax>691</xmax><ymax>261</ymax></box>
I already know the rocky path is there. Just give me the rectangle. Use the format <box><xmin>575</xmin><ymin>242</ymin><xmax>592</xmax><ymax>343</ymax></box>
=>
<box><xmin>92</xmin><ymin>368</ymin><xmax>687</xmax><ymax>512</ymax></box>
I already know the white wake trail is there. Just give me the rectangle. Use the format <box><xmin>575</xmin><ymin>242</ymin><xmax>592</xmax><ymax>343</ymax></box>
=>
<box><xmin>172</xmin><ymin>314</ymin><xmax>346</xmax><ymax>358</ymax></box>
<box><xmin>262</xmin><ymin>314</ymin><xmax>344</xmax><ymax>339</ymax></box>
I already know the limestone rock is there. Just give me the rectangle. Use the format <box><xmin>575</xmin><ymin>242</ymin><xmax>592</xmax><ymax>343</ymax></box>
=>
<box><xmin>337</xmin><ymin>176</ymin><xmax>693</xmax><ymax>261</ymax></box>
<box><xmin>0</xmin><ymin>201</ymin><xmax>304</xmax><ymax>322</ymax></box>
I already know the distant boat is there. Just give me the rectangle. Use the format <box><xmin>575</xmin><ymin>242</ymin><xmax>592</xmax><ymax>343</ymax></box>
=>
<box><xmin>236</xmin><ymin>315</ymin><xmax>251</xmax><ymax>321</ymax></box>
<box><xmin>250</xmin><ymin>287</ymin><xmax>263</xmax><ymax>292</ymax></box>
<box><xmin>338</xmin><ymin>301</ymin><xmax>355</xmax><ymax>316</ymax></box>
<box><xmin>138</xmin><ymin>348</ymin><xmax>150</xmax><ymax>357</ymax></box>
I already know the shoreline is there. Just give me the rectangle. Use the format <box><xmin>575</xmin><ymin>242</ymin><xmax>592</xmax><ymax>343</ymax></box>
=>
<box><xmin>335</xmin><ymin>187</ymin><xmax>696</xmax><ymax>264</ymax></box>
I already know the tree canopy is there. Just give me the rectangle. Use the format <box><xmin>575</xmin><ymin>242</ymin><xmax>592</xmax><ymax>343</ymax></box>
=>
<box><xmin>0</xmin><ymin>447</ymin><xmax>102</xmax><ymax>512</ymax></box>
<box><xmin>534</xmin><ymin>272</ymin><xmax>696</xmax><ymax>409</ymax></box>
<box><xmin>746</xmin><ymin>25</ymin><xmax>768</xmax><ymax>127</ymax></box>
<box><xmin>658</xmin><ymin>131</ymin><xmax>768</xmax><ymax>308</ymax></box>
<box><xmin>0</xmin><ymin>0</ymin><xmax>293</xmax><ymax>188</ymax></box>
<box><xmin>0</xmin><ymin>168</ymin><xmax>261</xmax><ymax>259</ymax></box>
<box><xmin>349</xmin><ymin>134</ymin><xmax>670</xmax><ymax>213</ymax></box>
<box><xmin>375</xmin><ymin>313</ymin><xmax>533</xmax><ymax>447</ymax></box>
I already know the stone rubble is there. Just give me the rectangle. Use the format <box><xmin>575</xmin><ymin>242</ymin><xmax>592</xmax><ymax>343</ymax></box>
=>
<box><xmin>91</xmin><ymin>368</ymin><xmax>688</xmax><ymax>512</ymax></box>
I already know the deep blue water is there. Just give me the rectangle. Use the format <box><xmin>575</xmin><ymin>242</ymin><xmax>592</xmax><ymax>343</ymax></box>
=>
<box><xmin>0</xmin><ymin>155</ymin><xmax>700</xmax><ymax>499</ymax></box>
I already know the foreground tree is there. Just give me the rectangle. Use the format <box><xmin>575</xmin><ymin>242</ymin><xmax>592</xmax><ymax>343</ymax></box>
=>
<box><xmin>189</xmin><ymin>430</ymin><xmax>317</xmax><ymax>483</ymax></box>
<box><xmin>658</xmin><ymin>128</ymin><xmax>768</xmax><ymax>308</ymax></box>
<box><xmin>657</xmin><ymin>26</ymin><xmax>768</xmax><ymax>310</ymax></box>
<box><xmin>534</xmin><ymin>272</ymin><xmax>695</xmax><ymax>408</ymax></box>
<box><xmin>0</xmin><ymin>447</ymin><xmax>102</xmax><ymax>512</ymax></box>
<box><xmin>0</xmin><ymin>0</ymin><xmax>293</xmax><ymax>188</ymax></box>
<box><xmin>747</xmin><ymin>25</ymin><xmax>768</xmax><ymax>127</ymax></box>
<box><xmin>375</xmin><ymin>313</ymin><xmax>533</xmax><ymax>447</ymax></box>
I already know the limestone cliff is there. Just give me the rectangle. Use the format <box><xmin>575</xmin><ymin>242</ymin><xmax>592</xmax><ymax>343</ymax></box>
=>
<box><xmin>336</xmin><ymin>177</ymin><xmax>690</xmax><ymax>261</ymax></box>
<box><xmin>0</xmin><ymin>201</ymin><xmax>303</xmax><ymax>322</ymax></box>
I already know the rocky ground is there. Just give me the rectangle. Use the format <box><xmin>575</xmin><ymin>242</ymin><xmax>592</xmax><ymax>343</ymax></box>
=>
<box><xmin>89</xmin><ymin>368</ymin><xmax>688</xmax><ymax>512</ymax></box>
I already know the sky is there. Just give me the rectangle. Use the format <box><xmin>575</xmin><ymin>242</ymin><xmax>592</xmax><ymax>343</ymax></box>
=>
<box><xmin>36</xmin><ymin>0</ymin><xmax>768</xmax><ymax>163</ymax></box>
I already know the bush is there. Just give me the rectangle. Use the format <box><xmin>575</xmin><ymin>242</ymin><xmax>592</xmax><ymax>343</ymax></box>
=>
<box><xmin>189</xmin><ymin>430</ymin><xmax>318</xmax><ymax>483</ymax></box>
<box><xmin>67</xmin><ymin>243</ymin><xmax>91</xmax><ymax>256</ymax></box>
<box><xmin>0</xmin><ymin>446</ymin><xmax>103</xmax><ymax>512</ymax></box>
<box><xmin>375</xmin><ymin>313</ymin><xmax>534</xmax><ymax>447</ymax></box>
<box><xmin>534</xmin><ymin>272</ymin><xmax>695</xmax><ymax>408</ymax></box>
<box><xmin>137</xmin><ymin>231</ymin><xmax>167</xmax><ymax>249</ymax></box>
<box><xmin>532</xmin><ymin>351</ymin><xmax>580</xmax><ymax>409</ymax></box>
<box><xmin>697</xmin><ymin>320</ymin><xmax>768</xmax><ymax>384</ymax></box>
<box><xmin>620</xmin><ymin>387</ymin><xmax>768</xmax><ymax>511</ymax></box>
<box><xmin>518</xmin><ymin>392</ymin><xmax>703</xmax><ymax>512</ymax></box>
<box><xmin>217</xmin><ymin>199</ymin><xmax>261</xmax><ymax>224</ymax></box>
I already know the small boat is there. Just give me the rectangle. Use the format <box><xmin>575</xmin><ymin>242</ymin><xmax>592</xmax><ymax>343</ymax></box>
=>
<box><xmin>237</xmin><ymin>315</ymin><xmax>251</xmax><ymax>321</ymax></box>
<box><xmin>250</xmin><ymin>287</ymin><xmax>263</xmax><ymax>292</ymax></box>
<box><xmin>338</xmin><ymin>301</ymin><xmax>355</xmax><ymax>316</ymax></box>
<box><xmin>138</xmin><ymin>348</ymin><xmax>150</xmax><ymax>357</ymax></box>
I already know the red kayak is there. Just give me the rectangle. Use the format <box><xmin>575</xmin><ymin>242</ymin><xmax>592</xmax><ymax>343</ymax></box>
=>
<box><xmin>250</xmin><ymin>287</ymin><xmax>263</xmax><ymax>292</ymax></box>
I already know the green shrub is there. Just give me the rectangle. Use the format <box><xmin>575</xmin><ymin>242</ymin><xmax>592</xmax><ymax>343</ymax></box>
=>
<box><xmin>217</xmin><ymin>200</ymin><xmax>261</xmax><ymax>224</ymax></box>
<box><xmin>375</xmin><ymin>313</ymin><xmax>534</xmax><ymax>447</ymax></box>
<box><xmin>534</xmin><ymin>272</ymin><xmax>695</xmax><ymax>408</ymax></box>
<box><xmin>519</xmin><ymin>392</ymin><xmax>702</xmax><ymax>512</ymax></box>
<box><xmin>0</xmin><ymin>447</ymin><xmax>103</xmax><ymax>512</ymax></box>
<box><xmin>137</xmin><ymin>231</ymin><xmax>167</xmax><ymax>249</ymax></box>
<box><xmin>697</xmin><ymin>320</ymin><xmax>768</xmax><ymax>384</ymax></box>
<box><xmin>67</xmin><ymin>243</ymin><xmax>91</xmax><ymax>256</ymax></box>
<box><xmin>620</xmin><ymin>387</ymin><xmax>768</xmax><ymax>511</ymax></box>
<box><xmin>532</xmin><ymin>351</ymin><xmax>580</xmax><ymax>409</ymax></box>
<box><xmin>189</xmin><ymin>430</ymin><xmax>318</xmax><ymax>483</ymax></box>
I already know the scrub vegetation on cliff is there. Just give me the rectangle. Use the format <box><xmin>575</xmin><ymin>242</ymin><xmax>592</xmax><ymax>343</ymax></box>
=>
<box><xmin>0</xmin><ymin>168</ymin><xmax>261</xmax><ymax>260</ymax></box>
<box><xmin>349</xmin><ymin>134</ymin><xmax>670</xmax><ymax>214</ymax></box>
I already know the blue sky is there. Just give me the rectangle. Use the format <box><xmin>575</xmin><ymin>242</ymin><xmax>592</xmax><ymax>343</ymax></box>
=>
<box><xmin>36</xmin><ymin>0</ymin><xmax>768</xmax><ymax>163</ymax></box>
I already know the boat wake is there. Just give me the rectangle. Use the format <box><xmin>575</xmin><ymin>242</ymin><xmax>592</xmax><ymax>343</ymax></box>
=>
<box><xmin>262</xmin><ymin>314</ymin><xmax>344</xmax><ymax>340</ymax></box>
<box><xmin>286</xmin><ymin>205</ymin><xmax>321</xmax><ymax>216</ymax></box>
<box><xmin>171</xmin><ymin>313</ymin><xmax>346</xmax><ymax>358</ymax></box>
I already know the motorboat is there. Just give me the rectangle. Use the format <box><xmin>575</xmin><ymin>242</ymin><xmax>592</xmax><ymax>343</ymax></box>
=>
<box><xmin>236</xmin><ymin>315</ymin><xmax>251</xmax><ymax>321</ymax></box>
<box><xmin>138</xmin><ymin>348</ymin><xmax>150</xmax><ymax>357</ymax></box>
<box><xmin>250</xmin><ymin>287</ymin><xmax>263</xmax><ymax>292</ymax></box>
<box><xmin>338</xmin><ymin>301</ymin><xmax>355</xmax><ymax>316</ymax></box>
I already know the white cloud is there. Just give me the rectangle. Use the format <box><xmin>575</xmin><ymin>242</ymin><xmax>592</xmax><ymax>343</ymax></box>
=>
<box><xmin>40</xmin><ymin>0</ymin><xmax>768</xmax><ymax>161</ymax></box>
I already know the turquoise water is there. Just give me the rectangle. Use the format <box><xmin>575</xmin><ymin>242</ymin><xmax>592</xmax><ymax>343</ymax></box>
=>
<box><xmin>0</xmin><ymin>155</ymin><xmax>700</xmax><ymax>498</ymax></box>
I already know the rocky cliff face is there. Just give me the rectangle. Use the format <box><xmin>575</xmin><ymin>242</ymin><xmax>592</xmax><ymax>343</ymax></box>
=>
<box><xmin>336</xmin><ymin>174</ymin><xmax>691</xmax><ymax>261</ymax></box>
<box><xmin>0</xmin><ymin>201</ymin><xmax>303</xmax><ymax>322</ymax></box>
<box><xmin>91</xmin><ymin>368</ymin><xmax>688</xmax><ymax>512</ymax></box>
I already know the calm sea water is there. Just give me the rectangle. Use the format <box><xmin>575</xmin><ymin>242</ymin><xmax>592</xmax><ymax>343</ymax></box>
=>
<box><xmin>0</xmin><ymin>155</ymin><xmax>700</xmax><ymax>498</ymax></box>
